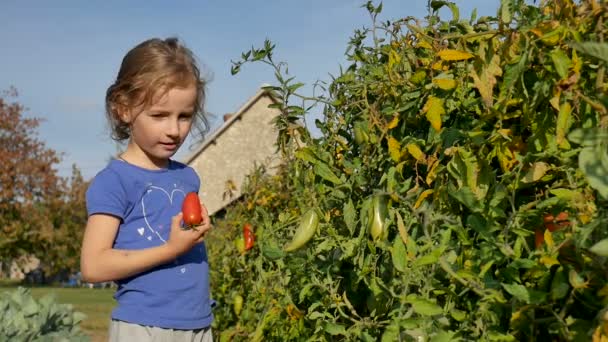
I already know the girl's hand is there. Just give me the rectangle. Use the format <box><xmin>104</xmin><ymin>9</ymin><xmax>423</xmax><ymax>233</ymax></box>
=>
<box><xmin>166</xmin><ymin>211</ymin><xmax>212</xmax><ymax>257</ymax></box>
<box><xmin>194</xmin><ymin>203</ymin><xmax>212</xmax><ymax>243</ymax></box>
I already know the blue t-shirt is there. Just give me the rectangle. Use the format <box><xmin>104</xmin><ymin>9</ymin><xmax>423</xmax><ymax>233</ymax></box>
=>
<box><xmin>86</xmin><ymin>159</ymin><xmax>213</xmax><ymax>329</ymax></box>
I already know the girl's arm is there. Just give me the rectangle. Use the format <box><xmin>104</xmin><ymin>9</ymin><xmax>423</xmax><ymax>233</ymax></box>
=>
<box><xmin>80</xmin><ymin>212</ymin><xmax>210</xmax><ymax>283</ymax></box>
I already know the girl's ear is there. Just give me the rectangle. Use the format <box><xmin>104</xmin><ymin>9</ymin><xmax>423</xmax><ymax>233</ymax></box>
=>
<box><xmin>115</xmin><ymin>105</ymin><xmax>131</xmax><ymax>124</ymax></box>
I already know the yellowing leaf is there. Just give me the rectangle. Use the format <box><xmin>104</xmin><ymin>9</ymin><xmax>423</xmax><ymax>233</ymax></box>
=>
<box><xmin>540</xmin><ymin>256</ymin><xmax>560</xmax><ymax>267</ymax></box>
<box><xmin>544</xmin><ymin>229</ymin><xmax>555</xmax><ymax>249</ymax></box>
<box><xmin>497</xmin><ymin>129</ymin><xmax>512</xmax><ymax>138</ymax></box>
<box><xmin>569</xmin><ymin>269</ymin><xmax>589</xmax><ymax>289</ymax></box>
<box><xmin>438</xmin><ymin>49</ymin><xmax>474</xmax><ymax>61</ymax></box>
<box><xmin>549</xmin><ymin>93</ymin><xmax>561</xmax><ymax>111</ymax></box>
<box><xmin>386</xmin><ymin>116</ymin><xmax>399</xmax><ymax>129</ymax></box>
<box><xmin>423</xmin><ymin>96</ymin><xmax>445</xmax><ymax>131</ymax></box>
<box><xmin>496</xmin><ymin>143</ymin><xmax>517</xmax><ymax>172</ymax></box>
<box><xmin>395</xmin><ymin>211</ymin><xmax>408</xmax><ymax>246</ymax></box>
<box><xmin>417</xmin><ymin>40</ymin><xmax>433</xmax><ymax>49</ymax></box>
<box><xmin>598</xmin><ymin>284</ymin><xmax>608</xmax><ymax>298</ymax></box>
<box><xmin>414</xmin><ymin>189</ymin><xmax>434</xmax><ymax>209</ymax></box>
<box><xmin>406</xmin><ymin>143</ymin><xmax>426</xmax><ymax>162</ymax></box>
<box><xmin>572</xmin><ymin>49</ymin><xmax>582</xmax><ymax>73</ymax></box>
<box><xmin>522</xmin><ymin>162</ymin><xmax>550</xmax><ymax>183</ymax></box>
<box><xmin>387</xmin><ymin>136</ymin><xmax>401</xmax><ymax>163</ymax></box>
<box><xmin>432</xmin><ymin>78</ymin><xmax>457</xmax><ymax>90</ymax></box>
<box><xmin>410</xmin><ymin>70</ymin><xmax>427</xmax><ymax>84</ymax></box>
<box><xmin>388</xmin><ymin>49</ymin><xmax>402</xmax><ymax>69</ymax></box>
<box><xmin>470</xmin><ymin>54</ymin><xmax>502</xmax><ymax>108</ymax></box>
<box><xmin>431</xmin><ymin>61</ymin><xmax>444</xmax><ymax>70</ymax></box>
<box><xmin>556</xmin><ymin>102</ymin><xmax>572</xmax><ymax>149</ymax></box>
<box><xmin>426</xmin><ymin>159</ymin><xmax>440</xmax><ymax>185</ymax></box>
<box><xmin>510</xmin><ymin>309</ymin><xmax>522</xmax><ymax>323</ymax></box>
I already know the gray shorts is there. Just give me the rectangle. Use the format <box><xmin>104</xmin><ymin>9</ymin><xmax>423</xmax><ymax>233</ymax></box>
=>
<box><xmin>109</xmin><ymin>320</ymin><xmax>213</xmax><ymax>342</ymax></box>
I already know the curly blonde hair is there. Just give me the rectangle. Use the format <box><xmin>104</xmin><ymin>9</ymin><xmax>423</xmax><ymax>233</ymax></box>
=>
<box><xmin>105</xmin><ymin>37</ymin><xmax>209</xmax><ymax>141</ymax></box>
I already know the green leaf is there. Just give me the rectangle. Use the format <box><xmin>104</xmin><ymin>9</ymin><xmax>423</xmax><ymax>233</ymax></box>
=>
<box><xmin>325</xmin><ymin>322</ymin><xmax>347</xmax><ymax>336</ymax></box>
<box><xmin>501</xmin><ymin>52</ymin><xmax>527</xmax><ymax>92</ymax></box>
<box><xmin>487</xmin><ymin>331</ymin><xmax>516</xmax><ymax>341</ymax></box>
<box><xmin>391</xmin><ymin>236</ymin><xmax>408</xmax><ymax>273</ymax></box>
<box><xmin>568</xmin><ymin>128</ymin><xmax>608</xmax><ymax>146</ymax></box>
<box><xmin>550</xmin><ymin>268</ymin><xmax>570</xmax><ymax>300</ymax></box>
<box><xmin>590</xmin><ymin>238</ymin><xmax>608</xmax><ymax>257</ymax></box>
<box><xmin>314</xmin><ymin>162</ymin><xmax>343</xmax><ymax>185</ymax></box>
<box><xmin>450</xmin><ymin>309</ymin><xmax>467</xmax><ymax>322</ymax></box>
<box><xmin>550</xmin><ymin>49</ymin><xmax>572</xmax><ymax>79</ymax></box>
<box><xmin>579</xmin><ymin>147</ymin><xmax>608</xmax><ymax>199</ymax></box>
<box><xmin>466</xmin><ymin>214</ymin><xmax>491</xmax><ymax>240</ymax></box>
<box><xmin>430</xmin><ymin>1</ymin><xmax>459</xmax><ymax>21</ymax></box>
<box><xmin>431</xmin><ymin>330</ymin><xmax>458</xmax><ymax>342</ymax></box>
<box><xmin>449</xmin><ymin>186</ymin><xmax>480</xmax><ymax>212</ymax></box>
<box><xmin>570</xmin><ymin>42</ymin><xmax>608</xmax><ymax>64</ymax></box>
<box><xmin>500</xmin><ymin>0</ymin><xmax>513</xmax><ymax>24</ymax></box>
<box><xmin>381</xmin><ymin>323</ymin><xmax>401</xmax><ymax>342</ymax></box>
<box><xmin>413</xmin><ymin>248</ymin><xmax>442</xmax><ymax>267</ymax></box>
<box><xmin>261</xmin><ymin>241</ymin><xmax>285</xmax><ymax>260</ymax></box>
<box><xmin>287</xmin><ymin>82</ymin><xmax>305</xmax><ymax>93</ymax></box>
<box><xmin>343</xmin><ymin>200</ymin><xmax>357</xmax><ymax>236</ymax></box>
<box><xmin>556</xmin><ymin>102</ymin><xmax>572</xmax><ymax>148</ymax></box>
<box><xmin>502</xmin><ymin>283</ymin><xmax>547</xmax><ymax>304</ymax></box>
<box><xmin>410</xmin><ymin>298</ymin><xmax>443</xmax><ymax>316</ymax></box>
<box><xmin>295</xmin><ymin>147</ymin><xmax>319</xmax><ymax>164</ymax></box>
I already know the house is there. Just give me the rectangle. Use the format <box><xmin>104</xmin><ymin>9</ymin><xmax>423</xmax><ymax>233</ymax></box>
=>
<box><xmin>183</xmin><ymin>86</ymin><xmax>283</xmax><ymax>216</ymax></box>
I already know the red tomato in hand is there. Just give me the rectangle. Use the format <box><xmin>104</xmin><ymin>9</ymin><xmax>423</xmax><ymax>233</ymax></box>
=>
<box><xmin>182</xmin><ymin>192</ymin><xmax>202</xmax><ymax>227</ymax></box>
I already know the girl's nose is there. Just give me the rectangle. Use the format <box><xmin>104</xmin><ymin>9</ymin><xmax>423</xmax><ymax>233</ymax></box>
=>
<box><xmin>166</xmin><ymin>118</ymin><xmax>180</xmax><ymax>138</ymax></box>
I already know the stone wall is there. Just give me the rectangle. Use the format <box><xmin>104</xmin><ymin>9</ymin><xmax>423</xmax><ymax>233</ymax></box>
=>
<box><xmin>189</xmin><ymin>94</ymin><xmax>282</xmax><ymax>215</ymax></box>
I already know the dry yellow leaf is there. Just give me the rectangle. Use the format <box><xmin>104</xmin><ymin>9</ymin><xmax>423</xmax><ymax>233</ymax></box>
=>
<box><xmin>437</xmin><ymin>49</ymin><xmax>474</xmax><ymax>61</ymax></box>
<box><xmin>469</xmin><ymin>54</ymin><xmax>502</xmax><ymax>108</ymax></box>
<box><xmin>414</xmin><ymin>189</ymin><xmax>434</xmax><ymax>209</ymax></box>
<box><xmin>423</xmin><ymin>96</ymin><xmax>445</xmax><ymax>131</ymax></box>
<box><xmin>522</xmin><ymin>162</ymin><xmax>550</xmax><ymax>183</ymax></box>
<box><xmin>540</xmin><ymin>256</ymin><xmax>560</xmax><ymax>267</ymax></box>
<box><xmin>387</xmin><ymin>116</ymin><xmax>399</xmax><ymax>129</ymax></box>
<box><xmin>395</xmin><ymin>211</ymin><xmax>408</xmax><ymax>245</ymax></box>
<box><xmin>431</xmin><ymin>61</ymin><xmax>444</xmax><ymax>70</ymax></box>
<box><xmin>432</xmin><ymin>78</ymin><xmax>457</xmax><ymax>90</ymax></box>
<box><xmin>426</xmin><ymin>159</ymin><xmax>440</xmax><ymax>185</ymax></box>
<box><xmin>387</xmin><ymin>136</ymin><xmax>401</xmax><ymax>163</ymax></box>
<box><xmin>417</xmin><ymin>40</ymin><xmax>433</xmax><ymax>50</ymax></box>
<box><xmin>544</xmin><ymin>229</ymin><xmax>555</xmax><ymax>249</ymax></box>
<box><xmin>406</xmin><ymin>143</ymin><xmax>426</xmax><ymax>162</ymax></box>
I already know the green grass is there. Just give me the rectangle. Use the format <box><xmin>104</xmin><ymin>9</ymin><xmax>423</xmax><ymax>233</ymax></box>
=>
<box><xmin>0</xmin><ymin>285</ymin><xmax>115</xmax><ymax>341</ymax></box>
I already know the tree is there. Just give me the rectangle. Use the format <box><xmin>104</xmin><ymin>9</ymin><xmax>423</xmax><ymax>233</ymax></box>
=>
<box><xmin>0</xmin><ymin>88</ymin><xmax>86</xmax><ymax>279</ymax></box>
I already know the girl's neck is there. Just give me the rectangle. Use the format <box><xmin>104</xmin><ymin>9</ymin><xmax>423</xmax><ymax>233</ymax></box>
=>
<box><xmin>119</xmin><ymin>146</ymin><xmax>170</xmax><ymax>170</ymax></box>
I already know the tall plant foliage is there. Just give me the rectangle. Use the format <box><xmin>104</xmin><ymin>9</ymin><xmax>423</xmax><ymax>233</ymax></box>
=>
<box><xmin>208</xmin><ymin>0</ymin><xmax>608</xmax><ymax>340</ymax></box>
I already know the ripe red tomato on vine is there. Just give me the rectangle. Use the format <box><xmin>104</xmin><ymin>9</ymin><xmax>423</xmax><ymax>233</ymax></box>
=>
<box><xmin>543</xmin><ymin>211</ymin><xmax>571</xmax><ymax>232</ymax></box>
<box><xmin>243</xmin><ymin>223</ymin><xmax>255</xmax><ymax>250</ymax></box>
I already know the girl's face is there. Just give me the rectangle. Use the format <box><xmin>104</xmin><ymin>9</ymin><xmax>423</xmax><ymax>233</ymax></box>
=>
<box><xmin>122</xmin><ymin>85</ymin><xmax>197</xmax><ymax>169</ymax></box>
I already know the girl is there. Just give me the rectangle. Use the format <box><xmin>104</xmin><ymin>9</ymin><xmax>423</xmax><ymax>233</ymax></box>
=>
<box><xmin>80</xmin><ymin>37</ymin><xmax>214</xmax><ymax>341</ymax></box>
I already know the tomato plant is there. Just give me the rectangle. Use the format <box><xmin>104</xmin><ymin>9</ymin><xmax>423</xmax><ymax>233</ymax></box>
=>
<box><xmin>208</xmin><ymin>0</ymin><xmax>608</xmax><ymax>340</ymax></box>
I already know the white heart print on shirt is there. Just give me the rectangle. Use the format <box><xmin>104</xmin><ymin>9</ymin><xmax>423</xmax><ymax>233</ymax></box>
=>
<box><xmin>140</xmin><ymin>185</ymin><xmax>186</xmax><ymax>244</ymax></box>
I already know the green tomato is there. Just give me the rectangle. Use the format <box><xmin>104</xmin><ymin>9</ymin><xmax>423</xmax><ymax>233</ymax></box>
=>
<box><xmin>233</xmin><ymin>294</ymin><xmax>243</xmax><ymax>316</ymax></box>
<box><xmin>234</xmin><ymin>237</ymin><xmax>245</xmax><ymax>254</ymax></box>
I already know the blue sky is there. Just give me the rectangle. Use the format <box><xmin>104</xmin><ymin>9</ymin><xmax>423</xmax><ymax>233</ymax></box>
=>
<box><xmin>0</xmin><ymin>0</ymin><xmax>498</xmax><ymax>180</ymax></box>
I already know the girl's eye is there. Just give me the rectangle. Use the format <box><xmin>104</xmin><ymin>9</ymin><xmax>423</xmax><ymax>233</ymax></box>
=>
<box><xmin>179</xmin><ymin>113</ymin><xmax>194</xmax><ymax>121</ymax></box>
